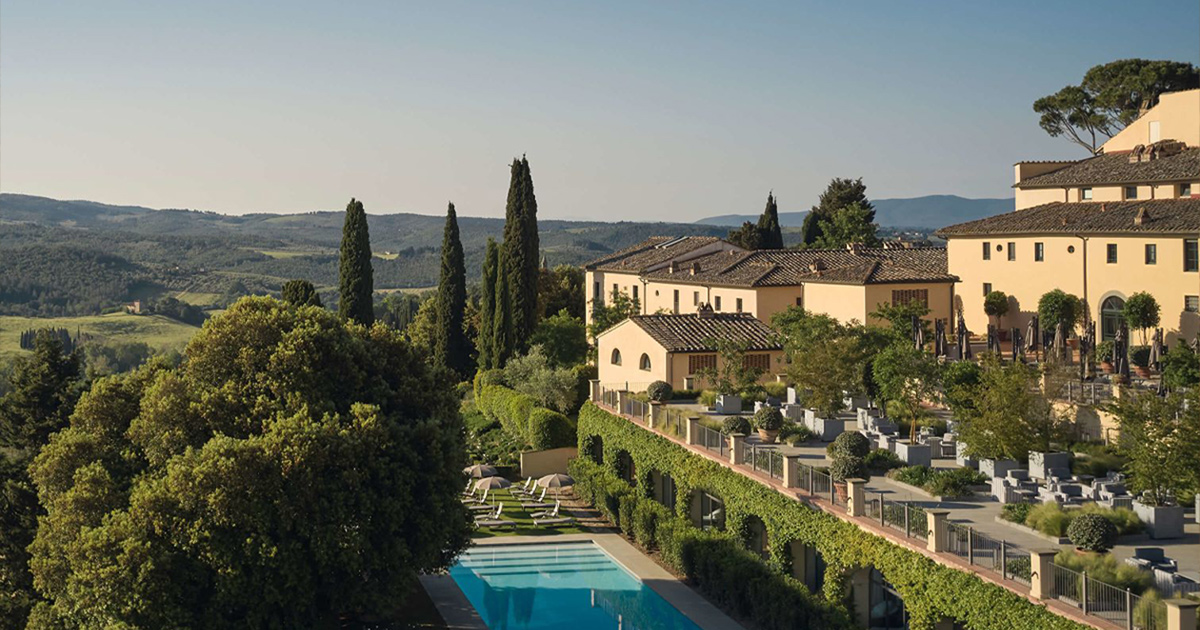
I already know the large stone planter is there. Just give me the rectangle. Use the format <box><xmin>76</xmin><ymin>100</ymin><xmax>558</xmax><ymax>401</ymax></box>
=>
<box><xmin>955</xmin><ymin>441</ymin><xmax>977</xmax><ymax>469</ymax></box>
<box><xmin>842</xmin><ymin>393</ymin><xmax>870</xmax><ymax>411</ymax></box>
<box><xmin>715</xmin><ymin>394</ymin><xmax>742</xmax><ymax>415</ymax></box>
<box><xmin>895</xmin><ymin>441</ymin><xmax>931</xmax><ymax>468</ymax></box>
<box><xmin>1028</xmin><ymin>451</ymin><xmax>1071</xmax><ymax>481</ymax></box>
<box><xmin>979</xmin><ymin>458</ymin><xmax>1019</xmax><ymax>479</ymax></box>
<box><xmin>1133</xmin><ymin>501</ymin><xmax>1186</xmax><ymax>539</ymax></box>
<box><xmin>804</xmin><ymin>412</ymin><xmax>846</xmax><ymax>442</ymax></box>
<box><xmin>786</xmin><ymin>387</ymin><xmax>798</xmax><ymax>405</ymax></box>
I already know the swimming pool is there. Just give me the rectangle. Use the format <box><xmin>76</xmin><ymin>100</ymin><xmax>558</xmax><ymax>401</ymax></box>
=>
<box><xmin>449</xmin><ymin>541</ymin><xmax>704</xmax><ymax>630</ymax></box>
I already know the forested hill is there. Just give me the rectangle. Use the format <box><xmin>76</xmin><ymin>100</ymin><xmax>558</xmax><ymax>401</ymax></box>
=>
<box><xmin>0</xmin><ymin>193</ymin><xmax>730</xmax><ymax>316</ymax></box>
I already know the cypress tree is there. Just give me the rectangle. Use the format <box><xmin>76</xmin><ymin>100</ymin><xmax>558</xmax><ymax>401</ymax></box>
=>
<box><xmin>433</xmin><ymin>203</ymin><xmax>470</xmax><ymax>378</ymax></box>
<box><xmin>281</xmin><ymin>279</ymin><xmax>322</xmax><ymax>307</ymax></box>
<box><xmin>492</xmin><ymin>248</ymin><xmax>513</xmax><ymax>368</ymax></box>
<box><xmin>501</xmin><ymin>157</ymin><xmax>540</xmax><ymax>353</ymax></box>
<box><xmin>757</xmin><ymin>192</ymin><xmax>784</xmax><ymax>249</ymax></box>
<box><xmin>338</xmin><ymin>198</ymin><xmax>375</xmax><ymax>325</ymax></box>
<box><xmin>478</xmin><ymin>238</ymin><xmax>499</xmax><ymax>370</ymax></box>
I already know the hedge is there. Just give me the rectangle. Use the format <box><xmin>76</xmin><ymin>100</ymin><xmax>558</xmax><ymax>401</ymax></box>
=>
<box><xmin>574</xmin><ymin>402</ymin><xmax>1092</xmax><ymax>630</ymax></box>
<box><xmin>475</xmin><ymin>381</ymin><xmax>575</xmax><ymax>450</ymax></box>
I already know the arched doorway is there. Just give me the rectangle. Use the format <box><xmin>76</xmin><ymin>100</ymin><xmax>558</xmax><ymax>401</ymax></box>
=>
<box><xmin>742</xmin><ymin>515</ymin><xmax>769</xmax><ymax>560</ymax></box>
<box><xmin>586</xmin><ymin>435</ymin><xmax>604</xmax><ymax>465</ymax></box>
<box><xmin>1101</xmin><ymin>295</ymin><xmax>1125</xmax><ymax>340</ymax></box>
<box><xmin>615</xmin><ymin>450</ymin><xmax>636</xmax><ymax>487</ymax></box>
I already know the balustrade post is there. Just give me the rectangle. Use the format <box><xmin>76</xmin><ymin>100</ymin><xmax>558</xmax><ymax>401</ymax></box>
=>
<box><xmin>926</xmin><ymin>510</ymin><xmax>950</xmax><ymax>553</ymax></box>
<box><xmin>879</xmin><ymin>492</ymin><xmax>886</xmax><ymax>526</ymax></box>
<box><xmin>808</xmin><ymin>466</ymin><xmax>815</xmax><ymax>494</ymax></box>
<box><xmin>1165</xmin><ymin>598</ymin><xmax>1199</xmax><ymax>630</ymax></box>
<box><xmin>589</xmin><ymin>379</ymin><xmax>600</xmax><ymax>403</ymax></box>
<box><xmin>616</xmin><ymin>390</ymin><xmax>628</xmax><ymax>416</ymax></box>
<box><xmin>1029</xmin><ymin>549</ymin><xmax>1058</xmax><ymax>600</ymax></box>
<box><xmin>845</xmin><ymin>478</ymin><xmax>866</xmax><ymax>517</ymax></box>
<box><xmin>729</xmin><ymin>434</ymin><xmax>746</xmax><ymax>465</ymax></box>
<box><xmin>686</xmin><ymin>416</ymin><xmax>700</xmax><ymax>445</ymax></box>
<box><xmin>1000</xmin><ymin>541</ymin><xmax>1007</xmax><ymax>578</ymax></box>
<box><xmin>967</xmin><ymin>527</ymin><xmax>974</xmax><ymax>565</ymax></box>
<box><xmin>904</xmin><ymin>503</ymin><xmax>911</xmax><ymax>538</ymax></box>
<box><xmin>1081</xmin><ymin>571</ymin><xmax>1089</xmax><ymax>616</ymax></box>
<box><xmin>648</xmin><ymin>401</ymin><xmax>663</xmax><ymax>429</ymax></box>
<box><xmin>1125</xmin><ymin>589</ymin><xmax>1134</xmax><ymax>630</ymax></box>
<box><xmin>782</xmin><ymin>454</ymin><xmax>802</xmax><ymax>489</ymax></box>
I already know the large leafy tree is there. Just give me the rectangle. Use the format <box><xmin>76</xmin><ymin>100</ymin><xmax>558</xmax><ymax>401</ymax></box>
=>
<box><xmin>281</xmin><ymin>279</ymin><xmax>322</xmax><ymax>308</ymax></box>
<box><xmin>587</xmin><ymin>288</ymin><xmax>639</xmax><ymax>347</ymax></box>
<box><xmin>537</xmin><ymin>264</ymin><xmax>585</xmax><ymax>320</ymax></box>
<box><xmin>530</xmin><ymin>309</ymin><xmax>588</xmax><ymax>369</ymax></box>
<box><xmin>1034</xmin><ymin>59</ymin><xmax>1198</xmax><ymax>154</ymax></box>
<box><xmin>0</xmin><ymin>330</ymin><xmax>84</xmax><ymax>629</ymax></box>
<box><xmin>774</xmin><ymin>307</ymin><xmax>871</xmax><ymax>416</ymax></box>
<box><xmin>1107</xmin><ymin>389</ymin><xmax>1200</xmax><ymax>506</ymax></box>
<box><xmin>1037</xmin><ymin>289</ymin><xmax>1082</xmax><ymax>338</ymax></box>
<box><xmin>954</xmin><ymin>356</ymin><xmax>1069</xmax><ymax>461</ymax></box>
<box><xmin>338</xmin><ymin>198</ymin><xmax>375</xmax><ymax>325</ymax></box>
<box><xmin>26</xmin><ymin>298</ymin><xmax>471</xmax><ymax>628</ymax></box>
<box><xmin>433</xmin><ymin>203</ymin><xmax>471</xmax><ymax>378</ymax></box>
<box><xmin>872</xmin><ymin>343</ymin><xmax>940</xmax><ymax>442</ymax></box>
<box><xmin>477</xmin><ymin>238</ymin><xmax>499</xmax><ymax>370</ymax></box>
<box><xmin>813</xmin><ymin>202</ymin><xmax>880</xmax><ymax>249</ymax></box>
<box><xmin>502</xmin><ymin>157</ymin><xmax>541</xmax><ymax>353</ymax></box>
<box><xmin>801</xmin><ymin>178</ymin><xmax>873</xmax><ymax>247</ymax></box>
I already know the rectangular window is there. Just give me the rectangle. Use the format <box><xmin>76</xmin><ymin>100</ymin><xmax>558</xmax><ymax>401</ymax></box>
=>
<box><xmin>673</xmin><ymin>290</ymin><xmax>679</xmax><ymax>314</ymax></box>
<box><xmin>1187</xmin><ymin>296</ymin><xmax>1200</xmax><ymax>313</ymax></box>
<box><xmin>612</xmin><ymin>283</ymin><xmax>618</xmax><ymax>296</ymax></box>
<box><xmin>688</xmin><ymin>354</ymin><xmax>717</xmax><ymax>374</ymax></box>
<box><xmin>742</xmin><ymin>354</ymin><xmax>771</xmax><ymax>372</ymax></box>
<box><xmin>795</xmin><ymin>296</ymin><xmax>803</xmax><ymax>307</ymax></box>
<box><xmin>1187</xmin><ymin>239</ymin><xmax>1199</xmax><ymax>272</ymax></box>
<box><xmin>693</xmin><ymin>291</ymin><xmax>699</xmax><ymax>306</ymax></box>
<box><xmin>1034</xmin><ymin>242</ymin><xmax>1045</xmax><ymax>262</ymax></box>
<box><xmin>735</xmin><ymin>298</ymin><xmax>743</xmax><ymax>313</ymax></box>
<box><xmin>594</xmin><ymin>281</ymin><xmax>602</xmax><ymax>305</ymax></box>
<box><xmin>1182</xmin><ymin>183</ymin><xmax>1193</xmax><ymax>198</ymax></box>
<box><xmin>698</xmin><ymin>492</ymin><xmax>725</xmax><ymax>531</ymax></box>
<box><xmin>632</xmin><ymin>285</ymin><xmax>639</xmax><ymax>301</ymax></box>
<box><xmin>1124</xmin><ymin>186</ymin><xmax>1138</xmax><ymax>200</ymax></box>
<box><xmin>982</xmin><ymin>241</ymin><xmax>991</xmax><ymax>260</ymax></box>
<box><xmin>1007</xmin><ymin>242</ymin><xmax>1016</xmax><ymax>261</ymax></box>
<box><xmin>1106</xmin><ymin>244</ymin><xmax>1118</xmax><ymax>264</ymax></box>
<box><xmin>714</xmin><ymin>296</ymin><xmax>722</xmax><ymax>311</ymax></box>
<box><xmin>1145</xmin><ymin>244</ymin><xmax>1157</xmax><ymax>265</ymax></box>
<box><xmin>891</xmin><ymin>289</ymin><xmax>929</xmax><ymax>308</ymax></box>
<box><xmin>983</xmin><ymin>282</ymin><xmax>992</xmax><ymax>297</ymax></box>
<box><xmin>1081</xmin><ymin>187</ymin><xmax>1093</xmax><ymax>200</ymax></box>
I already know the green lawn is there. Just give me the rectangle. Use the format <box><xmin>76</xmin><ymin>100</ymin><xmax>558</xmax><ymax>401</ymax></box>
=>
<box><xmin>468</xmin><ymin>488</ymin><xmax>587</xmax><ymax>539</ymax></box>
<box><xmin>0</xmin><ymin>312</ymin><xmax>200</xmax><ymax>359</ymax></box>
<box><xmin>173</xmin><ymin>291</ymin><xmax>222</xmax><ymax>306</ymax></box>
<box><xmin>251</xmin><ymin>248</ymin><xmax>330</xmax><ymax>259</ymax></box>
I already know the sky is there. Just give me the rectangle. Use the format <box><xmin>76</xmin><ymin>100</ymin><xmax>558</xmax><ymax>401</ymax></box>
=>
<box><xmin>1</xmin><ymin>1</ymin><xmax>1198</xmax><ymax>222</ymax></box>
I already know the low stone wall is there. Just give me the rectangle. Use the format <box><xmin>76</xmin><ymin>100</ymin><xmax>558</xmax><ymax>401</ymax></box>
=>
<box><xmin>520</xmin><ymin>446</ymin><xmax>578</xmax><ymax>478</ymax></box>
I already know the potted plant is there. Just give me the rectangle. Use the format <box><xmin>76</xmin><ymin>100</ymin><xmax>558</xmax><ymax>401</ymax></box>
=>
<box><xmin>1067</xmin><ymin>513</ymin><xmax>1118</xmax><ymax>554</ymax></box>
<box><xmin>721</xmin><ymin>415</ymin><xmax>752</xmax><ymax>436</ymax></box>
<box><xmin>1130</xmin><ymin>346</ymin><xmax>1152</xmax><ymax>378</ymax></box>
<box><xmin>829</xmin><ymin>455</ymin><xmax>868</xmax><ymax>501</ymax></box>
<box><xmin>753</xmin><ymin>407</ymin><xmax>784</xmax><ymax>444</ymax></box>
<box><xmin>1097</xmin><ymin>340</ymin><xmax>1115</xmax><ymax>373</ymax></box>
<box><xmin>983</xmin><ymin>290</ymin><xmax>1010</xmax><ymax>341</ymax></box>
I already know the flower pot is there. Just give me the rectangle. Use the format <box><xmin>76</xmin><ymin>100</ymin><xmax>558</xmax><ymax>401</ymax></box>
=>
<box><xmin>1133</xmin><ymin>365</ymin><xmax>1151</xmax><ymax>378</ymax></box>
<box><xmin>834</xmin><ymin>481</ymin><xmax>848</xmax><ymax>503</ymax></box>
<box><xmin>757</xmin><ymin>428</ymin><xmax>779</xmax><ymax>444</ymax></box>
<box><xmin>1100</xmin><ymin>361</ymin><xmax>1114</xmax><ymax>374</ymax></box>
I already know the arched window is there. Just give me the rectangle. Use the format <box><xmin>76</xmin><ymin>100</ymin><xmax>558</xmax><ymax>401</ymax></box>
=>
<box><xmin>611</xmin><ymin>348</ymin><xmax>622</xmax><ymax>365</ymax></box>
<box><xmin>616</xmin><ymin>450</ymin><xmax>636</xmax><ymax>487</ymax></box>
<box><xmin>639</xmin><ymin>353</ymin><xmax>652</xmax><ymax>371</ymax></box>
<box><xmin>1101</xmin><ymin>296</ymin><xmax>1126</xmax><ymax>340</ymax></box>
<box><xmin>743</xmin><ymin>515</ymin><xmax>769</xmax><ymax>560</ymax></box>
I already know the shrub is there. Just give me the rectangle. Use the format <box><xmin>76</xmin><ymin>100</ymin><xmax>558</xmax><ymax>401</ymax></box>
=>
<box><xmin>1068</xmin><ymin>513</ymin><xmax>1119</xmax><ymax>552</ymax></box>
<box><xmin>477</xmin><ymin>383</ymin><xmax>575</xmax><ymax>449</ymax></box>
<box><xmin>671</xmin><ymin>388</ymin><xmax>701</xmax><ymax>401</ymax></box>
<box><xmin>528</xmin><ymin>408</ymin><xmax>577</xmax><ymax>450</ymax></box>
<box><xmin>1000</xmin><ymin>503</ymin><xmax>1033</xmax><ymax>525</ymax></box>
<box><xmin>753</xmin><ymin>407</ymin><xmax>784</xmax><ymax>432</ymax></box>
<box><xmin>698</xmin><ymin>389</ymin><xmax>718</xmax><ymax>408</ymax></box>
<box><xmin>1129</xmin><ymin>345</ymin><xmax>1151</xmax><ymax>368</ymax></box>
<box><xmin>1024</xmin><ymin>503</ymin><xmax>1072</xmax><ymax>537</ymax></box>
<box><xmin>647</xmin><ymin>380</ymin><xmax>673</xmax><ymax>402</ymax></box>
<box><xmin>1054</xmin><ymin>550</ymin><xmax>1152</xmax><ymax>593</ymax></box>
<box><xmin>1096</xmin><ymin>340</ymin><xmax>1115</xmax><ymax>364</ymax></box>
<box><xmin>828</xmin><ymin>432</ymin><xmax>871</xmax><ymax>459</ymax></box>
<box><xmin>780</xmin><ymin>423</ymin><xmax>815</xmax><ymax>445</ymax></box>
<box><xmin>927</xmin><ymin>468</ymin><xmax>985</xmax><ymax>499</ymax></box>
<box><xmin>473</xmin><ymin>368</ymin><xmax>506</xmax><ymax>398</ymax></box>
<box><xmin>829</xmin><ymin>455</ymin><xmax>868</xmax><ymax>482</ymax></box>
<box><xmin>763</xmin><ymin>381</ymin><xmax>789</xmax><ymax>399</ymax></box>
<box><xmin>721</xmin><ymin>416</ymin><xmax>752</xmax><ymax>435</ymax></box>
<box><xmin>863</xmin><ymin>449</ymin><xmax>904</xmax><ymax>473</ymax></box>
<box><xmin>1077</xmin><ymin>503</ymin><xmax>1143</xmax><ymax>535</ymax></box>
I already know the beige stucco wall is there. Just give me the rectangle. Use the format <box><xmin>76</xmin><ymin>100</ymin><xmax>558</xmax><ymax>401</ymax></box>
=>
<box><xmin>864</xmin><ymin>282</ymin><xmax>954</xmax><ymax>327</ymax></box>
<box><xmin>520</xmin><ymin>447</ymin><xmax>578</xmax><ymax>478</ymax></box>
<box><xmin>669</xmin><ymin>349</ymin><xmax>786</xmax><ymax>391</ymax></box>
<box><xmin>1102</xmin><ymin>89</ymin><xmax>1200</xmax><ymax>152</ymax></box>
<box><xmin>586</xmin><ymin>270</ymin><xmax>645</xmax><ymax>326</ymax></box>
<box><xmin>636</xmin><ymin>280</ymin><xmax>802</xmax><ymax>324</ymax></box>
<box><xmin>1015</xmin><ymin>186</ymin><xmax>1068</xmax><ymax>211</ymax></box>
<box><xmin>1019</xmin><ymin>182</ymin><xmax>1199</xmax><ymax>211</ymax></box>
<box><xmin>596</xmin><ymin>320</ymin><xmax>670</xmax><ymax>388</ymax></box>
<box><xmin>803</xmin><ymin>283</ymin><xmax>868</xmax><ymax>324</ymax></box>
<box><xmin>949</xmin><ymin>233</ymin><xmax>1200</xmax><ymax>343</ymax></box>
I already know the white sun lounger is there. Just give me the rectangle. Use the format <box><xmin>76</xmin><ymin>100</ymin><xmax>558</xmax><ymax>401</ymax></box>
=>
<box><xmin>534</xmin><ymin>516</ymin><xmax>575</xmax><ymax>528</ymax></box>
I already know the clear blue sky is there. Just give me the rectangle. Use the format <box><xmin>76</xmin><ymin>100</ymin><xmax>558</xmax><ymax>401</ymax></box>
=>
<box><xmin>2</xmin><ymin>1</ymin><xmax>1197</xmax><ymax>221</ymax></box>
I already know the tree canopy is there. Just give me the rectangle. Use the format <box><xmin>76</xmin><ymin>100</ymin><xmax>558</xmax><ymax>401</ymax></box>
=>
<box><xmin>727</xmin><ymin>192</ymin><xmax>784</xmax><ymax>250</ymax></box>
<box><xmin>281</xmin><ymin>279</ymin><xmax>322</xmax><ymax>308</ymax></box>
<box><xmin>813</xmin><ymin>202</ymin><xmax>880</xmax><ymax>249</ymax></box>
<box><xmin>502</xmin><ymin>157</ymin><xmax>541</xmax><ymax>353</ymax></box>
<box><xmin>26</xmin><ymin>297</ymin><xmax>470</xmax><ymax>628</ymax></box>
<box><xmin>338</xmin><ymin>198</ymin><xmax>375</xmax><ymax>325</ymax></box>
<box><xmin>801</xmin><ymin>178</ymin><xmax>874</xmax><ymax>247</ymax></box>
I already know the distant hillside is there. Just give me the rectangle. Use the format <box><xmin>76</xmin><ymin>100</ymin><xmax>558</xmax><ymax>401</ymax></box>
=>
<box><xmin>695</xmin><ymin>195</ymin><xmax>1013</xmax><ymax>229</ymax></box>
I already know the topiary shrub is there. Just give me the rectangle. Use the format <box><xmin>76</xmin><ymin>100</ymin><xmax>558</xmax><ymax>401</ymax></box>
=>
<box><xmin>828</xmin><ymin>431</ymin><xmax>871</xmax><ymax>459</ymax></box>
<box><xmin>1000</xmin><ymin>502</ymin><xmax>1033</xmax><ymax>525</ymax></box>
<box><xmin>1067</xmin><ymin>513</ymin><xmax>1119</xmax><ymax>552</ymax></box>
<box><xmin>829</xmin><ymin>455</ymin><xmax>868</xmax><ymax>482</ymax></box>
<box><xmin>721</xmin><ymin>415</ymin><xmax>752</xmax><ymax>436</ymax></box>
<box><xmin>752</xmin><ymin>407</ymin><xmax>784</xmax><ymax>431</ymax></box>
<box><xmin>528</xmin><ymin>408</ymin><xmax>577</xmax><ymax>450</ymax></box>
<box><xmin>647</xmin><ymin>380</ymin><xmax>673</xmax><ymax>402</ymax></box>
<box><xmin>473</xmin><ymin>368</ymin><xmax>506</xmax><ymax>398</ymax></box>
<box><xmin>863</xmin><ymin>448</ymin><xmax>904</xmax><ymax>473</ymax></box>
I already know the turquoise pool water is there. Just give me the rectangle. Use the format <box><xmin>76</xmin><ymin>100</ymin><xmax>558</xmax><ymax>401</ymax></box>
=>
<box><xmin>449</xmin><ymin>542</ymin><xmax>704</xmax><ymax>630</ymax></box>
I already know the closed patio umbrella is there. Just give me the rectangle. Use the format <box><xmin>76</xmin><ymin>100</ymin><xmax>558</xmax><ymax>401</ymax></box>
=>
<box><xmin>1011</xmin><ymin>327</ymin><xmax>1022</xmax><ymax>362</ymax></box>
<box><xmin>934</xmin><ymin>319</ymin><xmax>947</xmax><ymax>358</ymax></box>
<box><xmin>1149</xmin><ymin>328</ymin><xmax>1164</xmax><ymax>371</ymax></box>
<box><xmin>912</xmin><ymin>315</ymin><xmax>924</xmax><ymax>350</ymax></box>
<box><xmin>1026</xmin><ymin>315</ymin><xmax>1039</xmax><ymax>355</ymax></box>
<box><xmin>464</xmin><ymin>464</ymin><xmax>498</xmax><ymax>479</ymax></box>
<box><xmin>475</xmin><ymin>476</ymin><xmax>512</xmax><ymax>492</ymax></box>
<box><xmin>1052</xmin><ymin>322</ymin><xmax>1066</xmax><ymax>362</ymax></box>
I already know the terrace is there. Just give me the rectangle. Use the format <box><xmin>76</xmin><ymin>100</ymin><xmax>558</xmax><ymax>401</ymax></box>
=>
<box><xmin>592</xmin><ymin>382</ymin><xmax>1200</xmax><ymax>630</ymax></box>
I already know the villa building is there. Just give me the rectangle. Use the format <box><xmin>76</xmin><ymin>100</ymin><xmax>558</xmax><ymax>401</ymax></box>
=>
<box><xmin>585</xmin><ymin>236</ymin><xmax>957</xmax><ymax>329</ymax></box>
<box><xmin>940</xmin><ymin>89</ymin><xmax>1200</xmax><ymax>341</ymax></box>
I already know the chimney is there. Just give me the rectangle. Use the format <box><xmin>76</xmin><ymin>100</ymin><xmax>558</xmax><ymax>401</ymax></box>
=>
<box><xmin>1100</xmin><ymin>203</ymin><xmax>1107</xmax><ymax>212</ymax></box>
<box><xmin>809</xmin><ymin>259</ymin><xmax>826</xmax><ymax>273</ymax></box>
<box><xmin>690</xmin><ymin>262</ymin><xmax>700</xmax><ymax>275</ymax></box>
<box><xmin>1135</xmin><ymin>207</ymin><xmax>1148</xmax><ymax>226</ymax></box>
<box><xmin>846</xmin><ymin>242</ymin><xmax>863</xmax><ymax>255</ymax></box>
<box><xmin>669</xmin><ymin>261</ymin><xmax>680</xmax><ymax>273</ymax></box>
<box><xmin>697</xmin><ymin>303</ymin><xmax>715</xmax><ymax>319</ymax></box>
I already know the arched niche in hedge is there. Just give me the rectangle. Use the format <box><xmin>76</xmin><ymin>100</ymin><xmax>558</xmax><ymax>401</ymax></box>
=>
<box><xmin>689</xmin><ymin>488</ymin><xmax>726</xmax><ymax>531</ymax></box>
<box><xmin>740</xmin><ymin>513</ymin><xmax>769</xmax><ymax>560</ymax></box>
<box><xmin>583</xmin><ymin>434</ymin><xmax>604</xmax><ymax>465</ymax></box>
<box><xmin>615</xmin><ymin>449</ymin><xmax>636</xmax><ymax>487</ymax></box>
<box><xmin>648</xmin><ymin>469</ymin><xmax>678</xmax><ymax>511</ymax></box>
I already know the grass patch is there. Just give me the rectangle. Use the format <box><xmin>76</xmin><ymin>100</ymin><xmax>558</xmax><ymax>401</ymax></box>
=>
<box><xmin>252</xmin><ymin>248</ymin><xmax>328</xmax><ymax>259</ymax></box>
<box><xmin>468</xmin><ymin>488</ymin><xmax>587</xmax><ymax>539</ymax></box>
<box><xmin>0</xmin><ymin>313</ymin><xmax>200</xmax><ymax>359</ymax></box>
<box><xmin>173</xmin><ymin>291</ymin><xmax>222</xmax><ymax>306</ymax></box>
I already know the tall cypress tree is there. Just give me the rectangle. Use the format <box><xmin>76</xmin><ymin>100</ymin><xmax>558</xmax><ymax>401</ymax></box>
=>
<box><xmin>478</xmin><ymin>238</ymin><xmax>499</xmax><ymax>370</ymax></box>
<box><xmin>433</xmin><ymin>203</ymin><xmax>470</xmax><ymax>378</ymax></box>
<box><xmin>338</xmin><ymin>198</ymin><xmax>375</xmax><ymax>325</ymax></box>
<box><xmin>492</xmin><ymin>248</ymin><xmax>513</xmax><ymax>368</ymax></box>
<box><xmin>501</xmin><ymin>157</ymin><xmax>540</xmax><ymax>353</ymax></box>
<box><xmin>757</xmin><ymin>192</ymin><xmax>784</xmax><ymax>249</ymax></box>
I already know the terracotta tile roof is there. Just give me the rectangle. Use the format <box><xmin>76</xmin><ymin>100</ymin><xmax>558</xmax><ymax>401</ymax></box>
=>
<box><xmin>936</xmin><ymin>199</ymin><xmax>1200</xmax><ymax>237</ymax></box>
<box><xmin>583</xmin><ymin>236</ymin><xmax>734</xmax><ymax>272</ymax></box>
<box><xmin>1016</xmin><ymin>147</ymin><xmax>1200</xmax><ymax>188</ymax></box>
<box><xmin>626</xmin><ymin>312</ymin><xmax>782</xmax><ymax>352</ymax></box>
<box><xmin>640</xmin><ymin>246</ymin><xmax>955</xmax><ymax>287</ymax></box>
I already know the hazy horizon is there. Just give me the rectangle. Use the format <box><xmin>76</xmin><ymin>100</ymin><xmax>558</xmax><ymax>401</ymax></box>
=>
<box><xmin>2</xmin><ymin>1</ymin><xmax>1197</xmax><ymax>221</ymax></box>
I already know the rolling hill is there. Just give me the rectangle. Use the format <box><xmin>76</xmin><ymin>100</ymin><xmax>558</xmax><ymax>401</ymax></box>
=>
<box><xmin>695</xmin><ymin>195</ymin><xmax>1013</xmax><ymax>229</ymax></box>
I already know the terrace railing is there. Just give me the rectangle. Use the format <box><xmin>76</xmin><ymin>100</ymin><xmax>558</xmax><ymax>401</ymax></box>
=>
<box><xmin>1057</xmin><ymin>381</ymin><xmax>1115</xmax><ymax>406</ymax></box>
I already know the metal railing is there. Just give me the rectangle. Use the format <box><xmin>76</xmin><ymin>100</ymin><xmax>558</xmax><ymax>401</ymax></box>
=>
<box><xmin>696</xmin><ymin>423</ymin><xmax>727</xmax><ymax>458</ymax></box>
<box><xmin>1048</xmin><ymin>563</ymin><xmax>1164</xmax><ymax>630</ymax></box>
<box><xmin>659</xmin><ymin>407</ymin><xmax>688</xmax><ymax>440</ymax></box>
<box><xmin>1058</xmin><ymin>381</ymin><xmax>1114</xmax><ymax>405</ymax></box>
<box><xmin>744</xmin><ymin>443</ymin><xmax>784</xmax><ymax>481</ymax></box>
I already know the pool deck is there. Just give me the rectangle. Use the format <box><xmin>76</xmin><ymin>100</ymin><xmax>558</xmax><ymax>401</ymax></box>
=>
<box><xmin>422</xmin><ymin>533</ymin><xmax>746</xmax><ymax>630</ymax></box>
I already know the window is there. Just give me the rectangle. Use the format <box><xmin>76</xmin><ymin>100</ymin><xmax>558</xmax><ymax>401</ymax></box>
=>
<box><xmin>653</xmin><ymin>472</ymin><xmax>677</xmax><ymax>510</ymax></box>
<box><xmin>639</xmin><ymin>353</ymin><xmax>651</xmax><ymax>371</ymax></box>
<box><xmin>795</xmin><ymin>296</ymin><xmax>803</xmax><ymax>307</ymax></box>
<box><xmin>1106</xmin><ymin>243</ymin><xmax>1118</xmax><ymax>263</ymax></box>
<box><xmin>1101</xmin><ymin>296</ymin><xmax>1125</xmax><ymax>340</ymax></box>
<box><xmin>1034</xmin><ymin>242</ymin><xmax>1045</xmax><ymax>261</ymax></box>
<box><xmin>1182</xmin><ymin>183</ymin><xmax>1193</xmax><ymax>198</ymax></box>
<box><xmin>1007</xmin><ymin>242</ymin><xmax>1016</xmax><ymax>261</ymax></box>
<box><xmin>891</xmin><ymin>289</ymin><xmax>929</xmax><ymax>308</ymax></box>
<box><xmin>714</xmin><ymin>296</ymin><xmax>722</xmax><ymax>311</ymax></box>
<box><xmin>982</xmin><ymin>282</ymin><xmax>992</xmax><ymax>297</ymax></box>
<box><xmin>742</xmin><ymin>354</ymin><xmax>771</xmax><ymax>372</ymax></box>
<box><xmin>1081</xmin><ymin>187</ymin><xmax>1093</xmax><ymax>200</ymax></box>
<box><xmin>696</xmin><ymin>491</ymin><xmax>725</xmax><ymax>531</ymax></box>
<box><xmin>693</xmin><ymin>291</ymin><xmax>699</xmax><ymax>306</ymax></box>
<box><xmin>688</xmin><ymin>354</ymin><xmax>716</xmax><ymax>374</ymax></box>
<box><xmin>1187</xmin><ymin>239</ymin><xmax>1199</xmax><ymax>272</ymax></box>
<box><xmin>593</xmin><ymin>281</ymin><xmax>602</xmax><ymax>305</ymax></box>
<box><xmin>735</xmin><ymin>298</ymin><xmax>743</xmax><ymax>313</ymax></box>
<box><xmin>869</xmin><ymin>568</ymin><xmax>909</xmax><ymax>630</ymax></box>
<box><xmin>632</xmin><ymin>285</ymin><xmax>638</xmax><ymax>301</ymax></box>
<box><xmin>673</xmin><ymin>290</ymin><xmax>679</xmax><ymax>314</ymax></box>
<box><xmin>610</xmin><ymin>348</ymin><xmax>622</xmax><ymax>365</ymax></box>
<box><xmin>1149</xmin><ymin>120</ymin><xmax>1161</xmax><ymax>143</ymax></box>
<box><xmin>982</xmin><ymin>241</ymin><xmax>991</xmax><ymax>260</ymax></box>
<box><xmin>1124</xmin><ymin>186</ymin><xmax>1138</xmax><ymax>200</ymax></box>
<box><xmin>1145</xmin><ymin>244</ymin><xmax>1157</xmax><ymax>265</ymax></box>
<box><xmin>1187</xmin><ymin>296</ymin><xmax>1200</xmax><ymax>313</ymax></box>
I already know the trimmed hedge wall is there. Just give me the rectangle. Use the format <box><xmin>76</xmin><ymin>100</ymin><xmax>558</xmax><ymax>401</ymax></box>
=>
<box><xmin>575</xmin><ymin>402</ymin><xmax>1092</xmax><ymax>630</ymax></box>
<box><xmin>475</xmin><ymin>381</ymin><xmax>575</xmax><ymax>450</ymax></box>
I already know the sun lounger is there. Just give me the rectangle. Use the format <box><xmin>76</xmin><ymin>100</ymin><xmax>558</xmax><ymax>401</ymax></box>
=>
<box><xmin>512</xmin><ymin>478</ymin><xmax>535</xmax><ymax>497</ymax></box>
<box><xmin>530</xmin><ymin>500</ymin><xmax>560</xmax><ymax>519</ymax></box>
<box><xmin>474</xmin><ymin>504</ymin><xmax>503</xmax><ymax>520</ymax></box>
<box><xmin>534</xmin><ymin>516</ymin><xmax>575</xmax><ymax>528</ymax></box>
<box><xmin>520</xmin><ymin>488</ymin><xmax>552</xmax><ymax>509</ymax></box>
<box><xmin>476</xmin><ymin>519</ymin><xmax>517</xmax><ymax>530</ymax></box>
